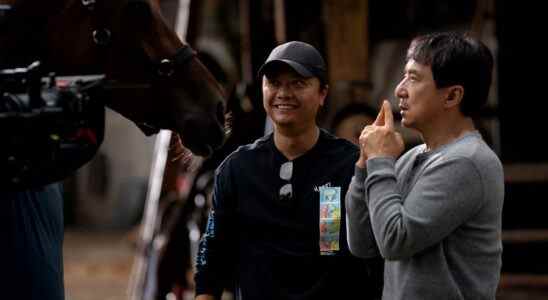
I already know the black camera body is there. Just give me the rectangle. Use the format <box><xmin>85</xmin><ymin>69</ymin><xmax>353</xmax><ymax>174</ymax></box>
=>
<box><xmin>0</xmin><ymin>62</ymin><xmax>105</xmax><ymax>189</ymax></box>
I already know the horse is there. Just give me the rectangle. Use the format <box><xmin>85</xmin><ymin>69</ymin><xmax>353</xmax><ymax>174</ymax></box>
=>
<box><xmin>0</xmin><ymin>0</ymin><xmax>226</xmax><ymax>158</ymax></box>
<box><xmin>1</xmin><ymin>0</ymin><xmax>227</xmax><ymax>298</ymax></box>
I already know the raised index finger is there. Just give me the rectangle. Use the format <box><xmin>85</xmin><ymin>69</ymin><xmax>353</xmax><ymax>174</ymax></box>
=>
<box><xmin>383</xmin><ymin>100</ymin><xmax>394</xmax><ymax>130</ymax></box>
<box><xmin>373</xmin><ymin>102</ymin><xmax>385</xmax><ymax>126</ymax></box>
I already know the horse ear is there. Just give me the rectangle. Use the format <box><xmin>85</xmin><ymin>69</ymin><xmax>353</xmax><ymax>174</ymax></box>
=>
<box><xmin>122</xmin><ymin>0</ymin><xmax>153</xmax><ymax>32</ymax></box>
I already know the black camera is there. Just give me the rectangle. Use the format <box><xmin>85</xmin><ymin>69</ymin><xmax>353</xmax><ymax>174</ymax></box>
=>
<box><xmin>0</xmin><ymin>61</ymin><xmax>105</xmax><ymax>189</ymax></box>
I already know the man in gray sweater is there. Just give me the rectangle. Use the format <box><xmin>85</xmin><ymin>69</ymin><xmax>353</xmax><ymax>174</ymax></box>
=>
<box><xmin>346</xmin><ymin>31</ymin><xmax>504</xmax><ymax>300</ymax></box>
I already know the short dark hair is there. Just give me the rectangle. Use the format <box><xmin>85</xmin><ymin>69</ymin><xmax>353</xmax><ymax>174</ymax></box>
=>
<box><xmin>406</xmin><ymin>31</ymin><xmax>494</xmax><ymax>116</ymax></box>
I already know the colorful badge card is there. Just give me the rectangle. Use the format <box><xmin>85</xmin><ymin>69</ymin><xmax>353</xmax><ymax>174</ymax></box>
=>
<box><xmin>319</xmin><ymin>186</ymin><xmax>341</xmax><ymax>255</ymax></box>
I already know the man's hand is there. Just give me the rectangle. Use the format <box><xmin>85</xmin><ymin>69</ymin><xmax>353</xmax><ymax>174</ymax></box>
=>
<box><xmin>359</xmin><ymin>100</ymin><xmax>404</xmax><ymax>161</ymax></box>
<box><xmin>355</xmin><ymin>145</ymin><xmax>368</xmax><ymax>168</ymax></box>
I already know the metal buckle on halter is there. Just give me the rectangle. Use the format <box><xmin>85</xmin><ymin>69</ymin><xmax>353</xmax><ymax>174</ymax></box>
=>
<box><xmin>81</xmin><ymin>0</ymin><xmax>96</xmax><ymax>10</ymax></box>
<box><xmin>82</xmin><ymin>0</ymin><xmax>110</xmax><ymax>46</ymax></box>
<box><xmin>92</xmin><ymin>28</ymin><xmax>112</xmax><ymax>46</ymax></box>
<box><xmin>156</xmin><ymin>45</ymin><xmax>195</xmax><ymax>77</ymax></box>
<box><xmin>157</xmin><ymin>59</ymin><xmax>175</xmax><ymax>77</ymax></box>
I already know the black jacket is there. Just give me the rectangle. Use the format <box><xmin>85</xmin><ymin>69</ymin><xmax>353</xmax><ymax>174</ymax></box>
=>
<box><xmin>195</xmin><ymin>129</ymin><xmax>383</xmax><ymax>300</ymax></box>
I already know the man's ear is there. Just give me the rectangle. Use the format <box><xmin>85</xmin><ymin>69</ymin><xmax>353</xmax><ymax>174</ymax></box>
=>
<box><xmin>319</xmin><ymin>84</ymin><xmax>328</xmax><ymax>106</ymax></box>
<box><xmin>444</xmin><ymin>85</ymin><xmax>464</xmax><ymax>109</ymax></box>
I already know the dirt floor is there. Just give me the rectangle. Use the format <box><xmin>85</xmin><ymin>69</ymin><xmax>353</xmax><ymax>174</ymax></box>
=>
<box><xmin>63</xmin><ymin>228</ymin><xmax>548</xmax><ymax>300</ymax></box>
<box><xmin>63</xmin><ymin>228</ymin><xmax>135</xmax><ymax>300</ymax></box>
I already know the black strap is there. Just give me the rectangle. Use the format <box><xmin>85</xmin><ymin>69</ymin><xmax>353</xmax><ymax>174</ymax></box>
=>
<box><xmin>156</xmin><ymin>45</ymin><xmax>196</xmax><ymax>77</ymax></box>
<box><xmin>173</xmin><ymin>45</ymin><xmax>196</xmax><ymax>65</ymax></box>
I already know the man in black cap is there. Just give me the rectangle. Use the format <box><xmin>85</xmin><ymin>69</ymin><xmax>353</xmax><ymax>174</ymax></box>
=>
<box><xmin>194</xmin><ymin>41</ymin><xmax>383</xmax><ymax>300</ymax></box>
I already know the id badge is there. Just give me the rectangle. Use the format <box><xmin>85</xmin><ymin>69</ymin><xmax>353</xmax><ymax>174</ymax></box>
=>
<box><xmin>319</xmin><ymin>186</ymin><xmax>341</xmax><ymax>255</ymax></box>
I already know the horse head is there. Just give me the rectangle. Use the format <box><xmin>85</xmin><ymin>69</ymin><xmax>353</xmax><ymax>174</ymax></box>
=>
<box><xmin>0</xmin><ymin>0</ymin><xmax>226</xmax><ymax>156</ymax></box>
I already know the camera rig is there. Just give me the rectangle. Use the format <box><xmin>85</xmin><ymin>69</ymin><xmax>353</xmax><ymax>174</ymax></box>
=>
<box><xmin>1</xmin><ymin>61</ymin><xmax>105</xmax><ymax>189</ymax></box>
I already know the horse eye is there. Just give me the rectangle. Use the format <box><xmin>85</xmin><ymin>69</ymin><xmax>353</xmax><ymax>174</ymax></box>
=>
<box><xmin>124</xmin><ymin>0</ymin><xmax>152</xmax><ymax>27</ymax></box>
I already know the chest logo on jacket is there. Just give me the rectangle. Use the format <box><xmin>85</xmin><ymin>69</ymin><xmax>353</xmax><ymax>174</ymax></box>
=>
<box><xmin>314</xmin><ymin>182</ymin><xmax>332</xmax><ymax>193</ymax></box>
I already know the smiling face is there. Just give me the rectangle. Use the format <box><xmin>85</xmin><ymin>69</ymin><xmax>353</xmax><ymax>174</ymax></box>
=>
<box><xmin>394</xmin><ymin>59</ymin><xmax>448</xmax><ymax>133</ymax></box>
<box><xmin>262</xmin><ymin>65</ymin><xmax>327</xmax><ymax>133</ymax></box>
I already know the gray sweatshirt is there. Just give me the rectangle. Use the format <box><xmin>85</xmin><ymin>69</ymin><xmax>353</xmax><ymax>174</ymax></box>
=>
<box><xmin>346</xmin><ymin>131</ymin><xmax>504</xmax><ymax>300</ymax></box>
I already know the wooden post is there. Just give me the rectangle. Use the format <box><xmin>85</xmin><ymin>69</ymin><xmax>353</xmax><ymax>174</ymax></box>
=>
<box><xmin>323</xmin><ymin>0</ymin><xmax>370</xmax><ymax>127</ymax></box>
<box><xmin>273</xmin><ymin>0</ymin><xmax>286</xmax><ymax>43</ymax></box>
<box><xmin>239</xmin><ymin>0</ymin><xmax>253</xmax><ymax>83</ymax></box>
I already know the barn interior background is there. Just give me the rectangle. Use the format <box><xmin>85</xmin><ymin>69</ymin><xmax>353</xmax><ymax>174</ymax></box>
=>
<box><xmin>60</xmin><ymin>0</ymin><xmax>548</xmax><ymax>299</ymax></box>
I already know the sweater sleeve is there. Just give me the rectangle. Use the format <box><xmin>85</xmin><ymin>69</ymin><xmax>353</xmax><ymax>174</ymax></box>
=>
<box><xmin>345</xmin><ymin>165</ymin><xmax>379</xmax><ymax>258</ymax></box>
<box><xmin>194</xmin><ymin>162</ymin><xmax>237</xmax><ymax>297</ymax></box>
<box><xmin>365</xmin><ymin>156</ymin><xmax>483</xmax><ymax>260</ymax></box>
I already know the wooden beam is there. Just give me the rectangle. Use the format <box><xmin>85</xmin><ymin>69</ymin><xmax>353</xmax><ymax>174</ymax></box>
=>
<box><xmin>324</xmin><ymin>0</ymin><xmax>369</xmax><ymax>83</ymax></box>
<box><xmin>499</xmin><ymin>273</ymin><xmax>548</xmax><ymax>289</ymax></box>
<box><xmin>504</xmin><ymin>163</ymin><xmax>548</xmax><ymax>183</ymax></box>
<box><xmin>273</xmin><ymin>0</ymin><xmax>286</xmax><ymax>43</ymax></box>
<box><xmin>323</xmin><ymin>0</ymin><xmax>370</xmax><ymax>127</ymax></box>
<box><xmin>502</xmin><ymin>229</ymin><xmax>548</xmax><ymax>243</ymax></box>
<box><xmin>239</xmin><ymin>0</ymin><xmax>253</xmax><ymax>83</ymax></box>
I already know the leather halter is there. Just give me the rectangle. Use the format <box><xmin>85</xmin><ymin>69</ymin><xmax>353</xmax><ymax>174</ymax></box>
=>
<box><xmin>156</xmin><ymin>46</ymin><xmax>195</xmax><ymax>77</ymax></box>
<box><xmin>80</xmin><ymin>0</ymin><xmax>197</xmax><ymax>134</ymax></box>
<box><xmin>81</xmin><ymin>0</ymin><xmax>196</xmax><ymax>78</ymax></box>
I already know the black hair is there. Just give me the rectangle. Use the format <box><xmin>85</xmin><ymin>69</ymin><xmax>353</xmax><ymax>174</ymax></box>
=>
<box><xmin>406</xmin><ymin>31</ymin><xmax>494</xmax><ymax>117</ymax></box>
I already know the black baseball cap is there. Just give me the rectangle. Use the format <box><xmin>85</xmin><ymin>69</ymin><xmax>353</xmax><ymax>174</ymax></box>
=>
<box><xmin>258</xmin><ymin>41</ymin><xmax>327</xmax><ymax>82</ymax></box>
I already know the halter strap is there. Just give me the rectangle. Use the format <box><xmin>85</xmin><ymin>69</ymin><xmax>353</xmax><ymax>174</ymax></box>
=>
<box><xmin>77</xmin><ymin>0</ymin><xmax>198</xmax><ymax>133</ymax></box>
<box><xmin>156</xmin><ymin>45</ymin><xmax>196</xmax><ymax>77</ymax></box>
<box><xmin>81</xmin><ymin>0</ymin><xmax>196</xmax><ymax>78</ymax></box>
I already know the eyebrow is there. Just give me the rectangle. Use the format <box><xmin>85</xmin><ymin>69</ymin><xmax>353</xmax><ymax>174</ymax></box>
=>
<box><xmin>405</xmin><ymin>68</ymin><xmax>419</xmax><ymax>75</ymax></box>
<box><xmin>404</xmin><ymin>69</ymin><xmax>422</xmax><ymax>79</ymax></box>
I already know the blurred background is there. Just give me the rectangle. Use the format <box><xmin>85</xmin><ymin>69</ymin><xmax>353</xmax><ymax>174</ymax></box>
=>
<box><xmin>61</xmin><ymin>0</ymin><xmax>548</xmax><ymax>299</ymax></box>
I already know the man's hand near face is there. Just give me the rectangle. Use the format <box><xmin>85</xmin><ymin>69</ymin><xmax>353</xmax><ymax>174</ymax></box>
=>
<box><xmin>358</xmin><ymin>100</ymin><xmax>405</xmax><ymax>164</ymax></box>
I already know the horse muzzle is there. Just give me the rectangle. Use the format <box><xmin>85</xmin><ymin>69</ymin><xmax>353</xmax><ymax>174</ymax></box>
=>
<box><xmin>179</xmin><ymin>111</ymin><xmax>225</xmax><ymax>157</ymax></box>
